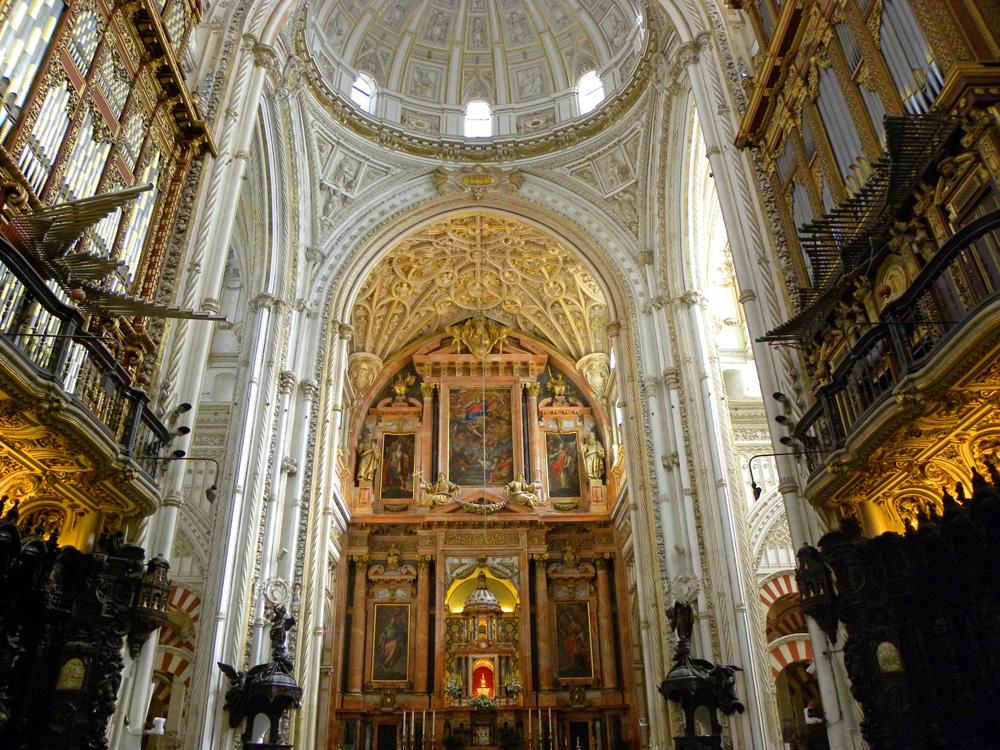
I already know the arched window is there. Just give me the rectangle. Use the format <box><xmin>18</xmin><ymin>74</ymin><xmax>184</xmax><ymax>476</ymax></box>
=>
<box><xmin>464</xmin><ymin>100</ymin><xmax>492</xmax><ymax>138</ymax></box>
<box><xmin>577</xmin><ymin>71</ymin><xmax>604</xmax><ymax>115</ymax></box>
<box><xmin>350</xmin><ymin>73</ymin><xmax>376</xmax><ymax>113</ymax></box>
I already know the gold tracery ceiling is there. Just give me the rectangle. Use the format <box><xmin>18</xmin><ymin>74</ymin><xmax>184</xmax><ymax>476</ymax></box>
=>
<box><xmin>350</xmin><ymin>214</ymin><xmax>608</xmax><ymax>362</ymax></box>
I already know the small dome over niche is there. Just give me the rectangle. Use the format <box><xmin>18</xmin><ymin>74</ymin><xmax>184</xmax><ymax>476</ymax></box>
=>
<box><xmin>464</xmin><ymin>571</ymin><xmax>502</xmax><ymax>613</ymax></box>
<box><xmin>302</xmin><ymin>0</ymin><xmax>655</xmax><ymax>154</ymax></box>
<box><xmin>447</xmin><ymin>570</ymin><xmax>518</xmax><ymax>613</ymax></box>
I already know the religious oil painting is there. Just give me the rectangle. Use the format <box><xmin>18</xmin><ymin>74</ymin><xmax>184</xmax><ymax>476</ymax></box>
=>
<box><xmin>546</xmin><ymin>432</ymin><xmax>581</xmax><ymax>497</ymax></box>
<box><xmin>381</xmin><ymin>433</ymin><xmax>416</xmax><ymax>499</ymax></box>
<box><xmin>371</xmin><ymin>603</ymin><xmax>410</xmax><ymax>682</ymax></box>
<box><xmin>555</xmin><ymin>602</ymin><xmax>593</xmax><ymax>678</ymax></box>
<box><xmin>448</xmin><ymin>387</ymin><xmax>514</xmax><ymax>486</ymax></box>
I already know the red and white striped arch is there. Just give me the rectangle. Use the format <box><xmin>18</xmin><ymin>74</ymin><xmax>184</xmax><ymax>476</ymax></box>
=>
<box><xmin>769</xmin><ymin>637</ymin><xmax>814</xmax><ymax>678</ymax></box>
<box><xmin>760</xmin><ymin>573</ymin><xmax>798</xmax><ymax>608</ymax></box>
<box><xmin>152</xmin><ymin>586</ymin><xmax>202</xmax><ymax>702</ymax></box>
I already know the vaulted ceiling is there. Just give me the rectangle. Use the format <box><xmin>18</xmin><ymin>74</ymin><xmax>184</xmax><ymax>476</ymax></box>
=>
<box><xmin>349</xmin><ymin>213</ymin><xmax>608</xmax><ymax>363</ymax></box>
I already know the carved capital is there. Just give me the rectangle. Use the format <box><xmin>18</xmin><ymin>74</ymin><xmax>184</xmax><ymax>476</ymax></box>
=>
<box><xmin>300</xmin><ymin>379</ymin><xmax>320</xmax><ymax>399</ymax></box>
<box><xmin>278</xmin><ymin>371</ymin><xmax>297</xmax><ymax>394</ymax></box>
<box><xmin>523</xmin><ymin>382</ymin><xmax>540</xmax><ymax>398</ymax></box>
<box><xmin>249</xmin><ymin>293</ymin><xmax>282</xmax><ymax>312</ymax></box>
<box><xmin>420</xmin><ymin>383</ymin><xmax>438</xmax><ymax>400</ymax></box>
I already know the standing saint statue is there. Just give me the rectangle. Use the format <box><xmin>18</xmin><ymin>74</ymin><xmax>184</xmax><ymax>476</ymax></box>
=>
<box><xmin>356</xmin><ymin>431</ymin><xmax>379</xmax><ymax>482</ymax></box>
<box><xmin>506</xmin><ymin>472</ymin><xmax>541</xmax><ymax>506</ymax></box>
<box><xmin>420</xmin><ymin>472</ymin><xmax>459</xmax><ymax>506</ymax></box>
<box><xmin>583</xmin><ymin>430</ymin><xmax>606</xmax><ymax>480</ymax></box>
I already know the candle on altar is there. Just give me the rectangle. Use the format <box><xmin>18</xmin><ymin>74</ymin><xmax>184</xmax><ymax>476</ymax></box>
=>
<box><xmin>422</xmin><ymin>710</ymin><xmax>426</xmax><ymax>739</ymax></box>
<box><xmin>539</xmin><ymin>706</ymin><xmax>543</xmax><ymax>738</ymax></box>
<box><xmin>431</xmin><ymin>710</ymin><xmax>435</xmax><ymax>734</ymax></box>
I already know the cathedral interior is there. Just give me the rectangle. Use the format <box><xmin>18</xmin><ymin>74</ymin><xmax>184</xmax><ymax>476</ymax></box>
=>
<box><xmin>0</xmin><ymin>1</ymin><xmax>999</xmax><ymax>749</ymax></box>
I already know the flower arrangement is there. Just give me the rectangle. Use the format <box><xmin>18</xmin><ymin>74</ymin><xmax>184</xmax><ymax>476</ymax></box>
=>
<box><xmin>504</xmin><ymin>676</ymin><xmax>523</xmax><ymax>695</ymax></box>
<box><xmin>469</xmin><ymin>694</ymin><xmax>497</xmax><ymax>711</ymax></box>
<box><xmin>444</xmin><ymin>675</ymin><xmax>463</xmax><ymax>699</ymax></box>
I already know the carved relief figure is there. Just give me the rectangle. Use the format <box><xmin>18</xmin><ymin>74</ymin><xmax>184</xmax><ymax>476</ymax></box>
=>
<box><xmin>506</xmin><ymin>472</ymin><xmax>541</xmax><ymax>506</ymax></box>
<box><xmin>609</xmin><ymin>13</ymin><xmax>627</xmax><ymax>49</ymax></box>
<box><xmin>426</xmin><ymin>11</ymin><xmax>449</xmax><ymax>43</ymax></box>
<box><xmin>508</xmin><ymin>11</ymin><xmax>529</xmax><ymax>43</ymax></box>
<box><xmin>357</xmin><ymin>431</ymin><xmax>379</xmax><ymax>482</ymax></box>
<box><xmin>518</xmin><ymin>67</ymin><xmax>543</xmax><ymax>99</ymax></box>
<box><xmin>331</xmin><ymin>155</ymin><xmax>358</xmax><ymax>191</ymax></box>
<box><xmin>411</xmin><ymin>67</ymin><xmax>436</xmax><ymax>98</ymax></box>
<box><xmin>583</xmin><ymin>430</ymin><xmax>605</xmax><ymax>480</ymax></box>
<box><xmin>421</xmin><ymin>472</ymin><xmax>460</xmax><ymax>506</ymax></box>
<box><xmin>386</xmin><ymin>1</ymin><xmax>408</xmax><ymax>28</ymax></box>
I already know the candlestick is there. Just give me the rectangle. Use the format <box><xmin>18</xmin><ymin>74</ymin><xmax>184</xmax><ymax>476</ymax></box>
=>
<box><xmin>548</xmin><ymin>708</ymin><xmax>553</xmax><ymax>750</ymax></box>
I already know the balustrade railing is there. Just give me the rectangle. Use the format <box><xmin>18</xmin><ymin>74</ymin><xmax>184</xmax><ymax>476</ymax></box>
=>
<box><xmin>796</xmin><ymin>210</ymin><xmax>1000</xmax><ymax>473</ymax></box>
<box><xmin>0</xmin><ymin>238</ymin><xmax>168</xmax><ymax>478</ymax></box>
<box><xmin>447</xmin><ymin>696</ymin><xmax>522</xmax><ymax>708</ymax></box>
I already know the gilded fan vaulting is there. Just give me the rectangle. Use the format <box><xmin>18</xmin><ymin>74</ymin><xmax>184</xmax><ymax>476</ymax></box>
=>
<box><xmin>349</xmin><ymin>214</ymin><xmax>608</xmax><ymax>362</ymax></box>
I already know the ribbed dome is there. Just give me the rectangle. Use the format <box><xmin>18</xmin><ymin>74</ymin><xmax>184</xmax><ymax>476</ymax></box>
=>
<box><xmin>463</xmin><ymin>572</ymin><xmax>501</xmax><ymax>612</ymax></box>
<box><xmin>302</xmin><ymin>0</ymin><xmax>653</xmax><ymax>147</ymax></box>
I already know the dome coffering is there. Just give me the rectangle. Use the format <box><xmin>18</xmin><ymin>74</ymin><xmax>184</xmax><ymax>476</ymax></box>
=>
<box><xmin>301</xmin><ymin>0</ymin><xmax>655</xmax><ymax>155</ymax></box>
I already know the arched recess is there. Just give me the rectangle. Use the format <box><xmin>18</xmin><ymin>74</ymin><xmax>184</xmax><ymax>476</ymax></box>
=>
<box><xmin>303</xmin><ymin>187</ymin><xmax>664</xmax><ymax>750</ymax></box>
<box><xmin>149</xmin><ymin>586</ymin><xmax>202</xmax><ymax>738</ymax></box>
<box><xmin>311</xmin><ymin>191</ymin><xmax>650</xmax><ymax>508</ymax></box>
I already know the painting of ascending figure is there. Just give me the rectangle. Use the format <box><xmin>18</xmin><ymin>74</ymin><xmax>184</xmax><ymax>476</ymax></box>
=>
<box><xmin>546</xmin><ymin>432</ymin><xmax>580</xmax><ymax>497</ymax></box>
<box><xmin>448</xmin><ymin>387</ymin><xmax>514</xmax><ymax>486</ymax></box>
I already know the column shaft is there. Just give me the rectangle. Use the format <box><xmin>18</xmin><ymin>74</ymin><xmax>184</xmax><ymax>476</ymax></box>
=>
<box><xmin>525</xmin><ymin>383</ymin><xmax>541</xmax><ymax>481</ymax></box>
<box><xmin>595</xmin><ymin>556</ymin><xmax>618</xmax><ymax>689</ymax></box>
<box><xmin>534</xmin><ymin>556</ymin><xmax>553</xmax><ymax>690</ymax></box>
<box><xmin>414</xmin><ymin>557</ymin><xmax>431</xmax><ymax>692</ymax></box>
<box><xmin>348</xmin><ymin>556</ymin><xmax>369</xmax><ymax>693</ymax></box>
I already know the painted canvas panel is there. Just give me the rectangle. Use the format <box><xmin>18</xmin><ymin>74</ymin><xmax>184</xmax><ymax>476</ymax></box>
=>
<box><xmin>546</xmin><ymin>432</ymin><xmax>581</xmax><ymax>497</ymax></box>
<box><xmin>381</xmin><ymin>433</ymin><xmax>415</xmax><ymax>498</ymax></box>
<box><xmin>448</xmin><ymin>387</ymin><xmax>514</xmax><ymax>486</ymax></box>
<box><xmin>555</xmin><ymin>602</ymin><xmax>593</xmax><ymax>678</ymax></box>
<box><xmin>371</xmin><ymin>603</ymin><xmax>410</xmax><ymax>682</ymax></box>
